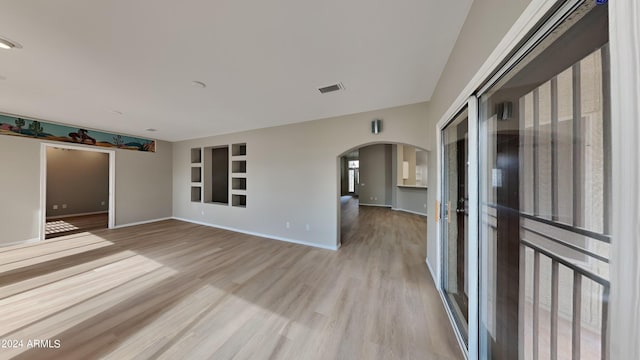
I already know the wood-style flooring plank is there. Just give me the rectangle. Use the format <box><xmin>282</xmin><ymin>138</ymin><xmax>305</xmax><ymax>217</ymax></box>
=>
<box><xmin>0</xmin><ymin>197</ymin><xmax>462</xmax><ymax>360</ymax></box>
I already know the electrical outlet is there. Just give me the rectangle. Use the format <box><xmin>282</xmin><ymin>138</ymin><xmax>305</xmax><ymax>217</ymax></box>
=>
<box><xmin>201</xmin><ymin>210</ymin><xmax>205</xmax><ymax>215</ymax></box>
<box><xmin>62</xmin><ymin>204</ymin><xmax>67</xmax><ymax>209</ymax></box>
<box><xmin>374</xmin><ymin>197</ymin><xmax>377</xmax><ymax>201</ymax></box>
<box><xmin>52</xmin><ymin>205</ymin><xmax>58</xmax><ymax>210</ymax></box>
<box><xmin>305</xmin><ymin>224</ymin><xmax>310</xmax><ymax>231</ymax></box>
<box><xmin>101</xmin><ymin>201</ymin><xmax>105</xmax><ymax>206</ymax></box>
<box><xmin>424</xmin><ymin>203</ymin><xmax>427</xmax><ymax>208</ymax></box>
<box><xmin>286</xmin><ymin>222</ymin><xmax>290</xmax><ymax>229</ymax></box>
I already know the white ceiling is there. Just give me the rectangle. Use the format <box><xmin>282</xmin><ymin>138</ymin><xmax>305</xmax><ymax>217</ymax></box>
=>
<box><xmin>0</xmin><ymin>0</ymin><xmax>472</xmax><ymax>142</ymax></box>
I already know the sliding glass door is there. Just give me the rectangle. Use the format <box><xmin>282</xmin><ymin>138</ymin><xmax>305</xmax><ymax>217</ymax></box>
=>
<box><xmin>441</xmin><ymin>108</ymin><xmax>470</xmax><ymax>346</ymax></box>
<box><xmin>478</xmin><ymin>1</ymin><xmax>611</xmax><ymax>359</ymax></box>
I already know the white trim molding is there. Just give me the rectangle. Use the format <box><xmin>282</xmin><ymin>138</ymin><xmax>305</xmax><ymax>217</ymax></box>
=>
<box><xmin>391</xmin><ymin>208</ymin><xmax>427</xmax><ymax>217</ymax></box>
<box><xmin>39</xmin><ymin>142</ymin><xmax>116</xmax><ymax>241</ymax></box>
<box><xmin>112</xmin><ymin>217</ymin><xmax>173</xmax><ymax>229</ymax></box>
<box><xmin>609</xmin><ymin>1</ymin><xmax>640</xmax><ymax>359</ymax></box>
<box><xmin>358</xmin><ymin>203</ymin><xmax>392</xmax><ymax>208</ymax></box>
<box><xmin>172</xmin><ymin>217</ymin><xmax>340</xmax><ymax>251</ymax></box>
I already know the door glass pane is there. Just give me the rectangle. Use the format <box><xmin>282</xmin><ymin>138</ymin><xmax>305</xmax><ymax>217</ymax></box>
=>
<box><xmin>478</xmin><ymin>2</ymin><xmax>610</xmax><ymax>359</ymax></box>
<box><xmin>442</xmin><ymin>108</ymin><xmax>469</xmax><ymax>345</ymax></box>
<box><xmin>348</xmin><ymin>169</ymin><xmax>355</xmax><ymax>192</ymax></box>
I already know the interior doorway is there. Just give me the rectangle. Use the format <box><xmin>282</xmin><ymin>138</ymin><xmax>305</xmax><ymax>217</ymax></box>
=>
<box><xmin>337</xmin><ymin>142</ymin><xmax>429</xmax><ymax>247</ymax></box>
<box><xmin>40</xmin><ymin>144</ymin><xmax>115</xmax><ymax>240</ymax></box>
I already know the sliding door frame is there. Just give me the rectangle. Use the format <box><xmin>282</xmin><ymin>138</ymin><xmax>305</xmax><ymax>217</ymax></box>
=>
<box><xmin>437</xmin><ymin>97</ymin><xmax>479</xmax><ymax>360</ymax></box>
<box><xmin>609</xmin><ymin>1</ymin><xmax>640</xmax><ymax>359</ymax></box>
<box><xmin>433</xmin><ymin>0</ymin><xmax>640</xmax><ymax>358</ymax></box>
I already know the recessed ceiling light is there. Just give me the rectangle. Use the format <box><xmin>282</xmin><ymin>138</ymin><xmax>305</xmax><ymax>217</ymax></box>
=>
<box><xmin>192</xmin><ymin>81</ymin><xmax>207</xmax><ymax>89</ymax></box>
<box><xmin>0</xmin><ymin>37</ymin><xmax>20</xmax><ymax>50</ymax></box>
<box><xmin>145</xmin><ymin>128</ymin><xmax>157</xmax><ymax>132</ymax></box>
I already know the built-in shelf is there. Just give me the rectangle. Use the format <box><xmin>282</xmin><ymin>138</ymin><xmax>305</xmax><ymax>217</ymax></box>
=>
<box><xmin>191</xmin><ymin>186</ymin><xmax>202</xmax><ymax>202</ymax></box>
<box><xmin>191</xmin><ymin>143</ymin><xmax>247</xmax><ymax>208</ymax></box>
<box><xmin>232</xmin><ymin>177</ymin><xmax>247</xmax><ymax>191</ymax></box>
<box><xmin>191</xmin><ymin>167</ymin><xmax>202</xmax><ymax>183</ymax></box>
<box><xmin>190</xmin><ymin>148</ymin><xmax>203</xmax><ymax>203</ymax></box>
<box><xmin>232</xmin><ymin>143</ymin><xmax>247</xmax><ymax>156</ymax></box>
<box><xmin>232</xmin><ymin>160</ymin><xmax>247</xmax><ymax>174</ymax></box>
<box><xmin>232</xmin><ymin>194</ymin><xmax>247</xmax><ymax>207</ymax></box>
<box><xmin>191</xmin><ymin>148</ymin><xmax>202</xmax><ymax>164</ymax></box>
<box><xmin>231</xmin><ymin>144</ymin><xmax>247</xmax><ymax>207</ymax></box>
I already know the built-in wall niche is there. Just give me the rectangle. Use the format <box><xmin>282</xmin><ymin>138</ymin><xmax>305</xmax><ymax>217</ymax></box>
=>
<box><xmin>232</xmin><ymin>143</ymin><xmax>247</xmax><ymax>156</ymax></box>
<box><xmin>232</xmin><ymin>160</ymin><xmax>247</xmax><ymax>174</ymax></box>
<box><xmin>232</xmin><ymin>194</ymin><xmax>246</xmax><ymax>207</ymax></box>
<box><xmin>397</xmin><ymin>144</ymin><xmax>428</xmax><ymax>188</ymax></box>
<box><xmin>190</xmin><ymin>147</ymin><xmax>203</xmax><ymax>202</ymax></box>
<box><xmin>203</xmin><ymin>146</ymin><xmax>229</xmax><ymax>205</ymax></box>
<box><xmin>230</xmin><ymin>143</ymin><xmax>247</xmax><ymax>207</ymax></box>
<box><xmin>191</xmin><ymin>186</ymin><xmax>202</xmax><ymax>202</ymax></box>
<box><xmin>191</xmin><ymin>167</ymin><xmax>202</xmax><ymax>183</ymax></box>
<box><xmin>232</xmin><ymin>177</ymin><xmax>247</xmax><ymax>190</ymax></box>
<box><xmin>191</xmin><ymin>148</ymin><xmax>202</xmax><ymax>164</ymax></box>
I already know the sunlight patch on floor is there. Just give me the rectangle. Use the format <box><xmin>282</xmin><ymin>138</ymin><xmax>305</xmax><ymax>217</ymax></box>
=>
<box><xmin>0</xmin><ymin>253</ymin><xmax>173</xmax><ymax>337</ymax></box>
<box><xmin>45</xmin><ymin>220</ymin><xmax>80</xmax><ymax>235</ymax></box>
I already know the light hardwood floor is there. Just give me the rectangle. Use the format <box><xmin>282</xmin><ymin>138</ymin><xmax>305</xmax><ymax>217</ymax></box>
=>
<box><xmin>0</xmin><ymin>200</ymin><xmax>462</xmax><ymax>360</ymax></box>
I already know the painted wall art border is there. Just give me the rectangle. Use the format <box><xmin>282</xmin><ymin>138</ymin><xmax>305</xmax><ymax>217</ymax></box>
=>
<box><xmin>0</xmin><ymin>114</ymin><xmax>155</xmax><ymax>152</ymax></box>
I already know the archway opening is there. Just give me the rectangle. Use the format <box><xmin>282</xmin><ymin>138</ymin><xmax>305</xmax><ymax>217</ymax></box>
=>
<box><xmin>336</xmin><ymin>142</ymin><xmax>430</xmax><ymax>248</ymax></box>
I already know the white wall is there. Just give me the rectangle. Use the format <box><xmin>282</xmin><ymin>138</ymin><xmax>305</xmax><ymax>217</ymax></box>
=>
<box><xmin>424</xmin><ymin>0</ymin><xmax>532</xmax><ymax>270</ymax></box>
<box><xmin>0</xmin><ymin>134</ymin><xmax>173</xmax><ymax>245</ymax></box>
<box><xmin>395</xmin><ymin>187</ymin><xmax>428</xmax><ymax>215</ymax></box>
<box><xmin>173</xmin><ymin>102</ymin><xmax>431</xmax><ymax>249</ymax></box>
<box><xmin>46</xmin><ymin>147</ymin><xmax>109</xmax><ymax>217</ymax></box>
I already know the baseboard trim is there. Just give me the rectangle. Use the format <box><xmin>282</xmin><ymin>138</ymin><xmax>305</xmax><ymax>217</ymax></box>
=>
<box><xmin>391</xmin><ymin>207</ymin><xmax>428</xmax><ymax>216</ymax></box>
<box><xmin>46</xmin><ymin>210</ymin><xmax>108</xmax><ymax>220</ymax></box>
<box><xmin>112</xmin><ymin>217</ymin><xmax>173</xmax><ymax>229</ymax></box>
<box><xmin>0</xmin><ymin>237</ymin><xmax>41</xmax><ymax>248</ymax></box>
<box><xmin>426</xmin><ymin>257</ymin><xmax>438</xmax><ymax>284</ymax></box>
<box><xmin>358</xmin><ymin>203</ymin><xmax>392</xmax><ymax>208</ymax></box>
<box><xmin>172</xmin><ymin>217</ymin><xmax>339</xmax><ymax>251</ymax></box>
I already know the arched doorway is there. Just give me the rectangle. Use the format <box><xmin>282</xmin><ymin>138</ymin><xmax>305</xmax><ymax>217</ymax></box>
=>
<box><xmin>336</xmin><ymin>142</ymin><xmax>430</xmax><ymax>248</ymax></box>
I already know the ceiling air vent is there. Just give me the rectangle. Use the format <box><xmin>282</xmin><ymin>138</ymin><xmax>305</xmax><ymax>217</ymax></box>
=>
<box><xmin>318</xmin><ymin>82</ymin><xmax>344</xmax><ymax>94</ymax></box>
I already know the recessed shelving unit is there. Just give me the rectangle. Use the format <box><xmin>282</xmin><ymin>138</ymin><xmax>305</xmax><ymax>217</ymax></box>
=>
<box><xmin>191</xmin><ymin>167</ymin><xmax>202</xmax><ymax>183</ymax></box>
<box><xmin>232</xmin><ymin>177</ymin><xmax>247</xmax><ymax>191</ymax></box>
<box><xmin>232</xmin><ymin>194</ymin><xmax>247</xmax><ymax>208</ymax></box>
<box><xmin>191</xmin><ymin>186</ymin><xmax>202</xmax><ymax>202</ymax></box>
<box><xmin>191</xmin><ymin>148</ymin><xmax>202</xmax><ymax>164</ymax></box>
<box><xmin>191</xmin><ymin>143</ymin><xmax>247</xmax><ymax>207</ymax></box>
<box><xmin>231</xmin><ymin>143</ymin><xmax>247</xmax><ymax>208</ymax></box>
<box><xmin>232</xmin><ymin>143</ymin><xmax>247</xmax><ymax>156</ymax></box>
<box><xmin>190</xmin><ymin>148</ymin><xmax>203</xmax><ymax>202</ymax></box>
<box><xmin>232</xmin><ymin>159</ymin><xmax>247</xmax><ymax>174</ymax></box>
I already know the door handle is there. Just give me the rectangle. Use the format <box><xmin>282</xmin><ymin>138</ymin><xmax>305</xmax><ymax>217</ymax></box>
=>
<box><xmin>456</xmin><ymin>208</ymin><xmax>465</xmax><ymax>214</ymax></box>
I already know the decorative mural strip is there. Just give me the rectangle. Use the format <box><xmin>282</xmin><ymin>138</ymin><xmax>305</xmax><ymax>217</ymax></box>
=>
<box><xmin>0</xmin><ymin>114</ymin><xmax>155</xmax><ymax>152</ymax></box>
